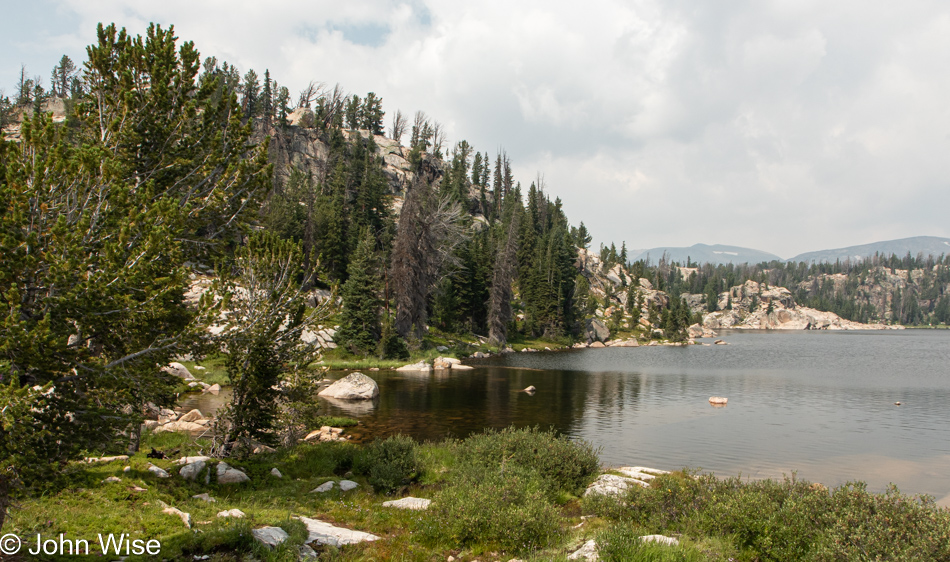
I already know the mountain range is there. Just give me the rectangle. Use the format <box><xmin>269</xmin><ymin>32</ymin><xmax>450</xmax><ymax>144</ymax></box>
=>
<box><xmin>629</xmin><ymin>236</ymin><xmax>950</xmax><ymax>266</ymax></box>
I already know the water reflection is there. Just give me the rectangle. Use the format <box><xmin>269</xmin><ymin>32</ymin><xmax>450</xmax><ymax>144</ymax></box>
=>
<box><xmin>177</xmin><ymin>330</ymin><xmax>950</xmax><ymax>501</ymax></box>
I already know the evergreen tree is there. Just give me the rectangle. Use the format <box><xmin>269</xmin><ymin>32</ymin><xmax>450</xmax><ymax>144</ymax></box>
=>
<box><xmin>336</xmin><ymin>229</ymin><xmax>383</xmax><ymax>354</ymax></box>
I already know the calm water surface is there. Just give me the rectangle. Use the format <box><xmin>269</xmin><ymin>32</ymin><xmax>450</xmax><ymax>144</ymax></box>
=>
<box><xmin>316</xmin><ymin>330</ymin><xmax>950</xmax><ymax>502</ymax></box>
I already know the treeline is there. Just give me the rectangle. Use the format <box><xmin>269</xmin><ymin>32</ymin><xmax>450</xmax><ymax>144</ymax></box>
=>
<box><xmin>605</xmin><ymin>250</ymin><xmax>950</xmax><ymax>326</ymax></box>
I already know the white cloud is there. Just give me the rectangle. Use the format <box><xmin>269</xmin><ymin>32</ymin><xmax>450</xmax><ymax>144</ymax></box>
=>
<box><xmin>4</xmin><ymin>0</ymin><xmax>950</xmax><ymax>258</ymax></box>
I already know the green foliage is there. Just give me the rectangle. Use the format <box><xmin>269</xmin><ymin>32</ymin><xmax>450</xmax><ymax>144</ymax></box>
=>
<box><xmin>336</xmin><ymin>229</ymin><xmax>383</xmax><ymax>355</ymax></box>
<box><xmin>420</xmin><ymin>463</ymin><xmax>561</xmax><ymax>554</ymax></box>
<box><xmin>597</xmin><ymin>526</ymin><xmax>704</xmax><ymax>562</ymax></box>
<box><xmin>454</xmin><ymin>426</ymin><xmax>600</xmax><ymax>497</ymax></box>
<box><xmin>354</xmin><ymin>434</ymin><xmax>421</xmax><ymax>493</ymax></box>
<box><xmin>584</xmin><ymin>471</ymin><xmax>950</xmax><ymax>562</ymax></box>
<box><xmin>216</xmin><ymin>232</ymin><xmax>326</xmax><ymax>453</ymax></box>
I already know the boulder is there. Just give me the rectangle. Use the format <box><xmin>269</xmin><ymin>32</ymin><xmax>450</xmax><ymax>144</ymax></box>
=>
<box><xmin>589</xmin><ymin>341</ymin><xmax>606</xmax><ymax>348</ymax></box>
<box><xmin>298</xmin><ymin>545</ymin><xmax>319</xmax><ymax>559</ymax></box>
<box><xmin>523</xmin><ymin>385</ymin><xmax>537</xmax><ymax>394</ymax></box>
<box><xmin>84</xmin><ymin>455</ymin><xmax>129</xmax><ymax>463</ymax></box>
<box><xmin>295</xmin><ymin>516</ymin><xmax>380</xmax><ymax>547</ymax></box>
<box><xmin>312</xmin><ymin>481</ymin><xmax>335</xmax><ymax>493</ymax></box>
<box><xmin>381</xmin><ymin>497</ymin><xmax>431</xmax><ymax>510</ymax></box>
<box><xmin>568</xmin><ymin>539</ymin><xmax>599</xmax><ymax>560</ymax></box>
<box><xmin>318</xmin><ymin>373</ymin><xmax>379</xmax><ymax>400</ymax></box>
<box><xmin>252</xmin><ymin>526</ymin><xmax>289</xmax><ymax>548</ymax></box>
<box><xmin>708</xmin><ymin>396</ymin><xmax>728</xmax><ymax>405</ymax></box>
<box><xmin>217</xmin><ymin>508</ymin><xmax>245</xmax><ymax>518</ymax></box>
<box><xmin>395</xmin><ymin>360</ymin><xmax>431</xmax><ymax>372</ymax></box>
<box><xmin>192</xmin><ymin>493</ymin><xmax>216</xmax><ymax>503</ymax></box>
<box><xmin>178</xmin><ymin>409</ymin><xmax>205</xmax><ymax>423</ymax></box>
<box><xmin>203</xmin><ymin>383</ymin><xmax>221</xmax><ymax>394</ymax></box>
<box><xmin>641</xmin><ymin>535</ymin><xmax>679</xmax><ymax>546</ymax></box>
<box><xmin>585</xmin><ymin>318</ymin><xmax>610</xmax><ymax>343</ymax></box>
<box><xmin>179</xmin><ymin>460</ymin><xmax>206</xmax><ymax>481</ymax></box>
<box><xmin>339</xmin><ymin>479</ymin><xmax>359</xmax><ymax>491</ymax></box>
<box><xmin>147</xmin><ymin>464</ymin><xmax>170</xmax><ymax>478</ymax></box>
<box><xmin>162</xmin><ymin>505</ymin><xmax>191</xmax><ymax>528</ymax></box>
<box><xmin>433</xmin><ymin>356</ymin><xmax>461</xmax><ymax>369</ymax></box>
<box><xmin>217</xmin><ymin>462</ymin><xmax>250</xmax><ymax>484</ymax></box>
<box><xmin>175</xmin><ymin>455</ymin><xmax>211</xmax><ymax>465</ymax></box>
<box><xmin>584</xmin><ymin>473</ymin><xmax>646</xmax><ymax>497</ymax></box>
<box><xmin>162</xmin><ymin>362</ymin><xmax>195</xmax><ymax>380</ymax></box>
<box><xmin>270</xmin><ymin>468</ymin><xmax>282</xmax><ymax>478</ymax></box>
<box><xmin>154</xmin><ymin>420</ymin><xmax>206</xmax><ymax>433</ymax></box>
<box><xmin>687</xmin><ymin>323</ymin><xmax>704</xmax><ymax>338</ymax></box>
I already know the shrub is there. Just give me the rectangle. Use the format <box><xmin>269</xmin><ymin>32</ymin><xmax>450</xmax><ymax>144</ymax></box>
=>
<box><xmin>454</xmin><ymin>426</ymin><xmax>600</xmax><ymax>497</ymax></box>
<box><xmin>597</xmin><ymin>526</ymin><xmax>704</xmax><ymax>562</ymax></box>
<box><xmin>420</xmin><ymin>463</ymin><xmax>561</xmax><ymax>554</ymax></box>
<box><xmin>354</xmin><ymin>434</ymin><xmax>420</xmax><ymax>493</ymax></box>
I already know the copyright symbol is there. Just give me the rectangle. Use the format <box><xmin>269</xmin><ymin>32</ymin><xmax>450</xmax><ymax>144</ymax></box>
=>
<box><xmin>0</xmin><ymin>533</ymin><xmax>21</xmax><ymax>555</ymax></box>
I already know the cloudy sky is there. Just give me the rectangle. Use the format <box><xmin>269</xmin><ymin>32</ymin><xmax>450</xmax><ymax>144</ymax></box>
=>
<box><xmin>4</xmin><ymin>0</ymin><xmax>949</xmax><ymax>258</ymax></box>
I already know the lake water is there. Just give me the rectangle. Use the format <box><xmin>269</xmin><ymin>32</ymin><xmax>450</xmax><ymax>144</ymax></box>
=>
<box><xmin>315</xmin><ymin>330</ymin><xmax>950</xmax><ymax>503</ymax></box>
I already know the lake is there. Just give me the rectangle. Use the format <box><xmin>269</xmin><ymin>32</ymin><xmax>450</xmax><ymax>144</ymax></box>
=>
<box><xmin>316</xmin><ymin>329</ymin><xmax>950</xmax><ymax>503</ymax></box>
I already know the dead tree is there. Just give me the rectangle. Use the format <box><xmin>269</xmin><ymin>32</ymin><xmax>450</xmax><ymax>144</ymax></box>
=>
<box><xmin>390</xmin><ymin>177</ymin><xmax>468</xmax><ymax>339</ymax></box>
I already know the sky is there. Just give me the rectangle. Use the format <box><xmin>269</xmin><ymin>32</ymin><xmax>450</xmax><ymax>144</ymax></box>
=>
<box><xmin>3</xmin><ymin>0</ymin><xmax>950</xmax><ymax>259</ymax></box>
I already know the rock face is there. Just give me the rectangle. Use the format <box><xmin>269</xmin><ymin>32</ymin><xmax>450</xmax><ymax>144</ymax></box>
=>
<box><xmin>585</xmin><ymin>318</ymin><xmax>610</xmax><ymax>343</ymax></box>
<box><xmin>696</xmin><ymin>279</ymin><xmax>905</xmax><ymax>331</ymax></box>
<box><xmin>295</xmin><ymin>516</ymin><xmax>380</xmax><ymax>547</ymax></box>
<box><xmin>318</xmin><ymin>373</ymin><xmax>379</xmax><ymax>400</ymax></box>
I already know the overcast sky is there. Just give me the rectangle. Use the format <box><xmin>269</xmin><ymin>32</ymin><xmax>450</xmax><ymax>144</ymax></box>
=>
<box><xmin>4</xmin><ymin>0</ymin><xmax>949</xmax><ymax>258</ymax></box>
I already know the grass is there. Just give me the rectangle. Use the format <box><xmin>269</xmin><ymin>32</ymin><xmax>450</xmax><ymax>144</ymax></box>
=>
<box><xmin>9</xmin><ymin>428</ymin><xmax>950</xmax><ymax>561</ymax></box>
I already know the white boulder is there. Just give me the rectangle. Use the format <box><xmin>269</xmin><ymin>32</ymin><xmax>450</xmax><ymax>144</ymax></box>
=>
<box><xmin>318</xmin><ymin>373</ymin><xmax>379</xmax><ymax>400</ymax></box>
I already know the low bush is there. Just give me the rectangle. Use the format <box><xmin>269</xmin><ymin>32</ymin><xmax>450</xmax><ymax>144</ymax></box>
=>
<box><xmin>597</xmin><ymin>526</ymin><xmax>704</xmax><ymax>562</ymax></box>
<box><xmin>454</xmin><ymin>426</ymin><xmax>600</xmax><ymax>497</ymax></box>
<box><xmin>587</xmin><ymin>471</ymin><xmax>950</xmax><ymax>561</ymax></box>
<box><xmin>420</xmin><ymin>463</ymin><xmax>561</xmax><ymax>554</ymax></box>
<box><xmin>353</xmin><ymin>434</ymin><xmax>420</xmax><ymax>493</ymax></box>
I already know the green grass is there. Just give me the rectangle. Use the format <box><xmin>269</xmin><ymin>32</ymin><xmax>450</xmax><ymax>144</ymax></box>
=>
<box><xmin>9</xmin><ymin>429</ymin><xmax>950</xmax><ymax>561</ymax></box>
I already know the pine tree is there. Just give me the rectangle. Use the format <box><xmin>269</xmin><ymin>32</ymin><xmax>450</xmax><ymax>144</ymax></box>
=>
<box><xmin>0</xmin><ymin>22</ymin><xmax>271</xmax><ymax>527</ymax></box>
<box><xmin>337</xmin><ymin>229</ymin><xmax>383</xmax><ymax>355</ymax></box>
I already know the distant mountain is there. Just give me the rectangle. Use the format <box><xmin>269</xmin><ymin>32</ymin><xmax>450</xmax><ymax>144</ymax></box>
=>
<box><xmin>789</xmin><ymin>236</ymin><xmax>950</xmax><ymax>264</ymax></box>
<box><xmin>629</xmin><ymin>243</ymin><xmax>783</xmax><ymax>266</ymax></box>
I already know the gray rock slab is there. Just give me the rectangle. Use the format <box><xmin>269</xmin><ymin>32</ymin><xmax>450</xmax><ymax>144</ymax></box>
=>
<box><xmin>311</xmin><ymin>481</ymin><xmax>335</xmax><ymax>493</ymax></box>
<box><xmin>217</xmin><ymin>508</ymin><xmax>245</xmax><ymax>518</ymax></box>
<box><xmin>584</xmin><ymin>473</ymin><xmax>647</xmax><ymax>497</ymax></box>
<box><xmin>295</xmin><ymin>516</ymin><xmax>379</xmax><ymax>547</ymax></box>
<box><xmin>381</xmin><ymin>497</ymin><xmax>431</xmax><ymax>510</ymax></box>
<box><xmin>252</xmin><ymin>526</ymin><xmax>288</xmax><ymax>548</ymax></box>
<box><xmin>147</xmin><ymin>464</ymin><xmax>170</xmax><ymax>478</ymax></box>
<box><xmin>338</xmin><ymin>479</ymin><xmax>358</xmax><ymax>491</ymax></box>
<box><xmin>270</xmin><ymin>467</ymin><xmax>282</xmax><ymax>478</ymax></box>
<box><xmin>192</xmin><ymin>493</ymin><xmax>216</xmax><ymax>503</ymax></box>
